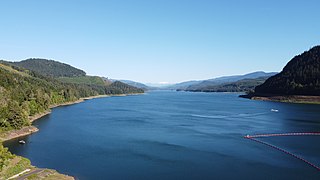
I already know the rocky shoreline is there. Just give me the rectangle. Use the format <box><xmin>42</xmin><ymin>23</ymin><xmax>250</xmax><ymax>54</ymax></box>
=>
<box><xmin>0</xmin><ymin>126</ymin><xmax>39</xmax><ymax>142</ymax></box>
<box><xmin>240</xmin><ymin>94</ymin><xmax>320</xmax><ymax>104</ymax></box>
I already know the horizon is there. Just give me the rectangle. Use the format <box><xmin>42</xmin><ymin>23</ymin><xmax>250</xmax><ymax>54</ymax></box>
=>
<box><xmin>1</xmin><ymin>0</ymin><xmax>319</xmax><ymax>83</ymax></box>
<box><xmin>132</xmin><ymin>70</ymin><xmax>278</xmax><ymax>85</ymax></box>
<box><xmin>3</xmin><ymin>56</ymin><xmax>279</xmax><ymax>85</ymax></box>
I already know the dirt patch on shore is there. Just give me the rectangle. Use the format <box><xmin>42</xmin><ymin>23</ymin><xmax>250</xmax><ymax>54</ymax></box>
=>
<box><xmin>0</xmin><ymin>126</ymin><xmax>39</xmax><ymax>142</ymax></box>
<box><xmin>251</xmin><ymin>95</ymin><xmax>320</xmax><ymax>104</ymax></box>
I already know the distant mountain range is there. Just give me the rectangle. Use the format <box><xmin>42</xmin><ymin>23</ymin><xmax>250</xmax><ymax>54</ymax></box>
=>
<box><xmin>159</xmin><ymin>71</ymin><xmax>275</xmax><ymax>92</ymax></box>
<box><xmin>163</xmin><ymin>80</ymin><xmax>201</xmax><ymax>90</ymax></box>
<box><xmin>10</xmin><ymin>58</ymin><xmax>277</xmax><ymax>93</ymax></box>
<box><xmin>115</xmin><ymin>80</ymin><xmax>151</xmax><ymax>90</ymax></box>
<box><xmin>181</xmin><ymin>76</ymin><xmax>272</xmax><ymax>92</ymax></box>
<box><xmin>109</xmin><ymin>71</ymin><xmax>278</xmax><ymax>92</ymax></box>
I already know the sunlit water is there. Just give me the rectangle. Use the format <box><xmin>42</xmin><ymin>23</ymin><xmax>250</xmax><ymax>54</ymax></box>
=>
<box><xmin>4</xmin><ymin>91</ymin><xmax>320</xmax><ymax>179</ymax></box>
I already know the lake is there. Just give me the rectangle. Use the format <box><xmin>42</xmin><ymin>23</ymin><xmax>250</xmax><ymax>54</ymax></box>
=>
<box><xmin>4</xmin><ymin>91</ymin><xmax>320</xmax><ymax>179</ymax></box>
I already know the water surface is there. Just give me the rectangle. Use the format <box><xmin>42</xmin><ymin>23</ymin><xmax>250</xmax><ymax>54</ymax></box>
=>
<box><xmin>4</xmin><ymin>91</ymin><xmax>320</xmax><ymax>179</ymax></box>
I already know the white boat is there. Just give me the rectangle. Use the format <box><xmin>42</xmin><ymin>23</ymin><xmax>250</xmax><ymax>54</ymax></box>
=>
<box><xmin>271</xmin><ymin>109</ymin><xmax>279</xmax><ymax>112</ymax></box>
<box><xmin>19</xmin><ymin>140</ymin><xmax>26</xmax><ymax>144</ymax></box>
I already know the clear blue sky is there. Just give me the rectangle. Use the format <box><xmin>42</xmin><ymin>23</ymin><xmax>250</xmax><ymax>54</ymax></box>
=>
<box><xmin>0</xmin><ymin>0</ymin><xmax>319</xmax><ymax>84</ymax></box>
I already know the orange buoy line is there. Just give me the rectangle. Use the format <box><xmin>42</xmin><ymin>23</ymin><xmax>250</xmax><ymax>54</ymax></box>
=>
<box><xmin>246</xmin><ymin>132</ymin><xmax>320</xmax><ymax>138</ymax></box>
<box><xmin>244</xmin><ymin>133</ymin><xmax>320</xmax><ymax>171</ymax></box>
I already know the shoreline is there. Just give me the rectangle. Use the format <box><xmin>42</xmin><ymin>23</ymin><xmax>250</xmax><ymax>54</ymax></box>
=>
<box><xmin>0</xmin><ymin>126</ymin><xmax>39</xmax><ymax>142</ymax></box>
<box><xmin>0</xmin><ymin>92</ymin><xmax>143</xmax><ymax>179</ymax></box>
<box><xmin>2</xmin><ymin>93</ymin><xmax>143</xmax><ymax>142</ymax></box>
<box><xmin>240</xmin><ymin>94</ymin><xmax>320</xmax><ymax>104</ymax></box>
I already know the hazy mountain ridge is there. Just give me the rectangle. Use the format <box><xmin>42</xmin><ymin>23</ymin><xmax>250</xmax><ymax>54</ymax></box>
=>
<box><xmin>115</xmin><ymin>80</ymin><xmax>151</xmax><ymax>90</ymax></box>
<box><xmin>99</xmin><ymin>72</ymin><xmax>277</xmax><ymax>92</ymax></box>
<box><xmin>182</xmin><ymin>76</ymin><xmax>271</xmax><ymax>92</ymax></box>
<box><xmin>164</xmin><ymin>71</ymin><xmax>276</xmax><ymax>92</ymax></box>
<box><xmin>163</xmin><ymin>80</ymin><xmax>202</xmax><ymax>90</ymax></box>
<box><xmin>185</xmin><ymin>71</ymin><xmax>277</xmax><ymax>91</ymax></box>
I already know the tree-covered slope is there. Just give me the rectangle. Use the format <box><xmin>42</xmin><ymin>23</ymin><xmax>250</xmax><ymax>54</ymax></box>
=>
<box><xmin>58</xmin><ymin>76</ymin><xmax>108</xmax><ymax>86</ymax></box>
<box><xmin>0</xmin><ymin>59</ymin><xmax>143</xmax><ymax>176</ymax></box>
<box><xmin>8</xmin><ymin>58</ymin><xmax>86</xmax><ymax>77</ymax></box>
<box><xmin>0</xmin><ymin>63</ymin><xmax>102</xmax><ymax>130</ymax></box>
<box><xmin>0</xmin><ymin>62</ymin><xmax>144</xmax><ymax>131</ymax></box>
<box><xmin>105</xmin><ymin>81</ymin><xmax>144</xmax><ymax>94</ymax></box>
<box><xmin>255</xmin><ymin>46</ymin><xmax>320</xmax><ymax>95</ymax></box>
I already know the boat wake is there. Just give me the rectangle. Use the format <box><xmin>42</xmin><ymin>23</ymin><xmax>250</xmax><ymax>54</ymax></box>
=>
<box><xmin>190</xmin><ymin>114</ymin><xmax>227</xmax><ymax>119</ymax></box>
<box><xmin>190</xmin><ymin>112</ymin><xmax>268</xmax><ymax>120</ymax></box>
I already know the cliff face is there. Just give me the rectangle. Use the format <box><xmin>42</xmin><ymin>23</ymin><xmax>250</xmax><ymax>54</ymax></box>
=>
<box><xmin>255</xmin><ymin>46</ymin><xmax>320</xmax><ymax>96</ymax></box>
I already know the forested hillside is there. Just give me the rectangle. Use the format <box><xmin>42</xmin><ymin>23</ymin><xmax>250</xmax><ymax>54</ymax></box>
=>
<box><xmin>58</xmin><ymin>76</ymin><xmax>109</xmax><ymax>86</ymax></box>
<box><xmin>6</xmin><ymin>58</ymin><xmax>86</xmax><ymax>77</ymax></box>
<box><xmin>0</xmin><ymin>63</ymin><xmax>99</xmax><ymax>130</ymax></box>
<box><xmin>105</xmin><ymin>81</ymin><xmax>145</xmax><ymax>94</ymax></box>
<box><xmin>0</xmin><ymin>60</ymin><xmax>143</xmax><ymax>174</ymax></box>
<box><xmin>255</xmin><ymin>46</ymin><xmax>320</xmax><ymax>95</ymax></box>
<box><xmin>0</xmin><ymin>62</ymin><xmax>143</xmax><ymax>131</ymax></box>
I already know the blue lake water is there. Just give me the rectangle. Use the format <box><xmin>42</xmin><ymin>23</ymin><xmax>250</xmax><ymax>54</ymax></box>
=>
<box><xmin>4</xmin><ymin>91</ymin><xmax>320</xmax><ymax>179</ymax></box>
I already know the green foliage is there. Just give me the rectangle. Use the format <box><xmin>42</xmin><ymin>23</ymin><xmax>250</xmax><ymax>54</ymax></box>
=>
<box><xmin>0</xmin><ymin>145</ymin><xmax>14</xmax><ymax>171</ymax></box>
<box><xmin>58</xmin><ymin>76</ymin><xmax>106</xmax><ymax>86</ymax></box>
<box><xmin>255</xmin><ymin>46</ymin><xmax>320</xmax><ymax>95</ymax></box>
<box><xmin>105</xmin><ymin>81</ymin><xmax>144</xmax><ymax>94</ymax></box>
<box><xmin>2</xmin><ymin>156</ymin><xmax>31</xmax><ymax>179</ymax></box>
<box><xmin>0</xmin><ymin>62</ymin><xmax>143</xmax><ymax>131</ymax></box>
<box><xmin>0</xmin><ymin>64</ymin><xmax>95</xmax><ymax>129</ymax></box>
<box><xmin>6</xmin><ymin>101</ymin><xmax>29</xmax><ymax>129</ymax></box>
<box><xmin>8</xmin><ymin>58</ymin><xmax>86</xmax><ymax>77</ymax></box>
